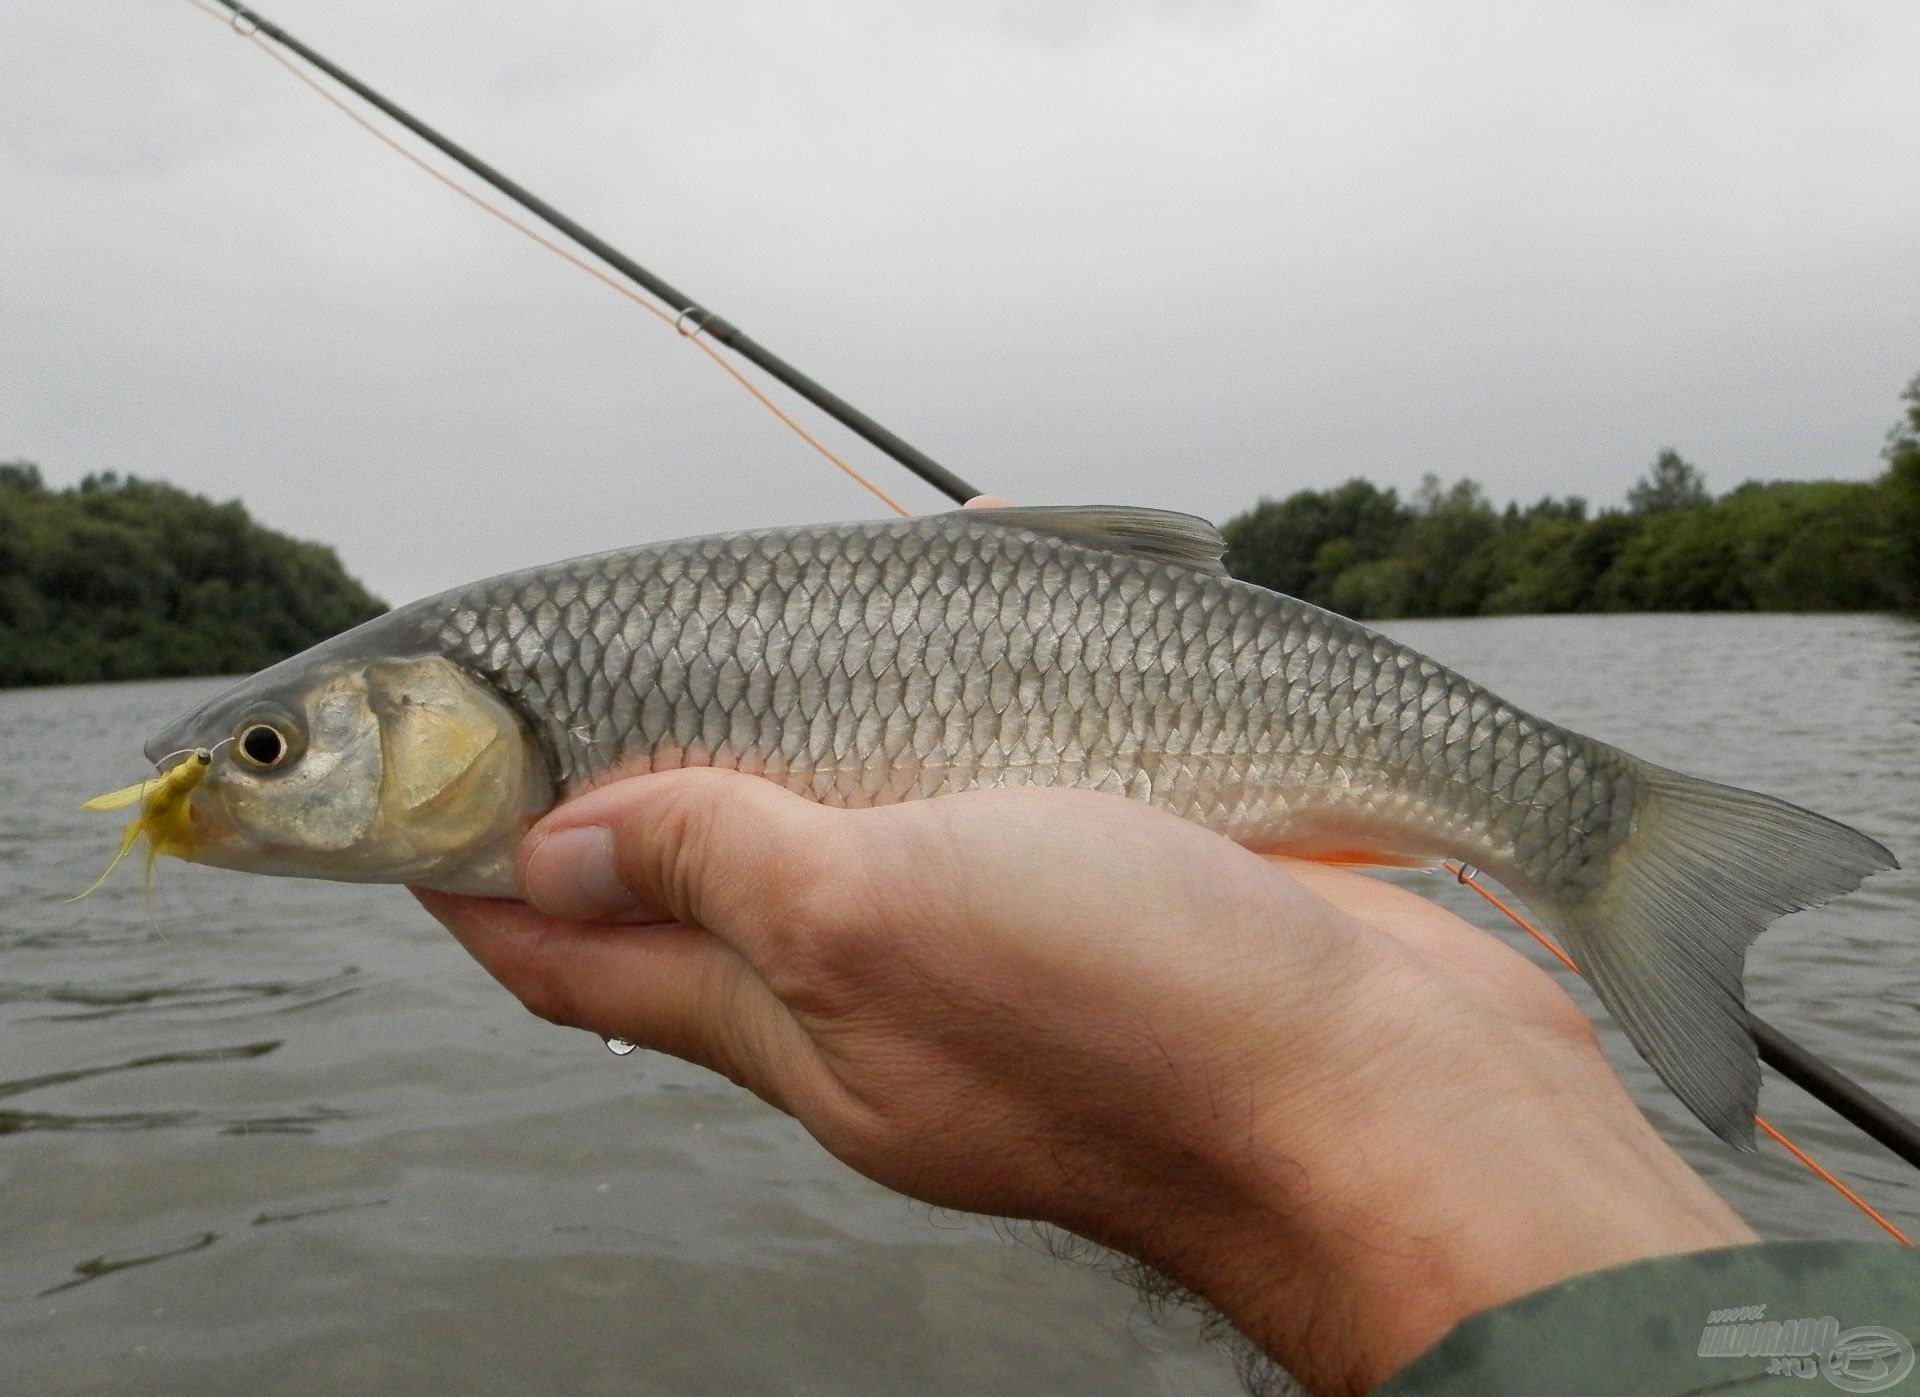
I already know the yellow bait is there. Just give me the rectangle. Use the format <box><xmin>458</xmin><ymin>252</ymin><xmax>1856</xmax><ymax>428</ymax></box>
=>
<box><xmin>72</xmin><ymin>749</ymin><xmax>211</xmax><ymax>900</ymax></box>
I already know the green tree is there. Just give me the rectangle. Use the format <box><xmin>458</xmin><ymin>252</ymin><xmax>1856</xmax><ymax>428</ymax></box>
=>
<box><xmin>0</xmin><ymin>462</ymin><xmax>386</xmax><ymax>687</ymax></box>
<box><xmin>1397</xmin><ymin>475</ymin><xmax>1501</xmax><ymax>617</ymax></box>
<box><xmin>0</xmin><ymin>462</ymin><xmax>45</xmax><ymax>495</ymax></box>
<box><xmin>1220</xmin><ymin>479</ymin><xmax>1407</xmax><ymax>606</ymax></box>
<box><xmin>1627</xmin><ymin>449</ymin><xmax>1710</xmax><ymax>514</ymax></box>
<box><xmin>1478</xmin><ymin>517</ymin><xmax>1590</xmax><ymax>614</ymax></box>
<box><xmin>1884</xmin><ymin>372</ymin><xmax>1920</xmax><ymax>607</ymax></box>
<box><xmin>1518</xmin><ymin>495</ymin><xmax>1589</xmax><ymax>524</ymax></box>
<box><xmin>1222</xmin><ymin>377</ymin><xmax>1909</xmax><ymax>621</ymax></box>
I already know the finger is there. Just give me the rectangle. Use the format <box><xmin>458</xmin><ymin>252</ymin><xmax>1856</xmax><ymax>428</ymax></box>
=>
<box><xmin>414</xmin><ymin>888</ymin><xmax>815</xmax><ymax>1107</ymax></box>
<box><xmin>962</xmin><ymin>494</ymin><xmax>1013</xmax><ymax>509</ymax></box>
<box><xmin>515</xmin><ymin>768</ymin><xmax>841</xmax><ymax>961</ymax></box>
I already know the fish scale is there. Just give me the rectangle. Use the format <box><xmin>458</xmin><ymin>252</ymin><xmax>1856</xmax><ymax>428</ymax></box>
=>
<box><xmin>140</xmin><ymin>504</ymin><xmax>1897</xmax><ymax>1146</ymax></box>
<box><xmin>429</xmin><ymin>511</ymin><xmax>1613</xmax><ymax>880</ymax></box>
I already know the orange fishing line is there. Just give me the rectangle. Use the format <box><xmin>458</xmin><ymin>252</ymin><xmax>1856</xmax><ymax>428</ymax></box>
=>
<box><xmin>186</xmin><ymin>0</ymin><xmax>910</xmax><ymax>518</ymax></box>
<box><xmin>1444</xmin><ymin>862</ymin><xmax>1912</xmax><ymax>1246</ymax></box>
<box><xmin>1754</xmin><ymin>1118</ymin><xmax>1910</xmax><ymax>1245</ymax></box>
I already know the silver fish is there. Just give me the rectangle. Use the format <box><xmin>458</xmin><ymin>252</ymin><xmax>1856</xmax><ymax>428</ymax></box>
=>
<box><xmin>139</xmin><ymin>505</ymin><xmax>1897</xmax><ymax>1147</ymax></box>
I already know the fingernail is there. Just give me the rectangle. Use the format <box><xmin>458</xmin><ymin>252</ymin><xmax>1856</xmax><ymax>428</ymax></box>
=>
<box><xmin>522</xmin><ymin>826</ymin><xmax>635</xmax><ymax>920</ymax></box>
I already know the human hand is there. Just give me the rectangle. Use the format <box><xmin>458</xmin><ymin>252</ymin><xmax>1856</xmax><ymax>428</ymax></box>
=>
<box><xmin>416</xmin><ymin>772</ymin><xmax>1753</xmax><ymax>1394</ymax></box>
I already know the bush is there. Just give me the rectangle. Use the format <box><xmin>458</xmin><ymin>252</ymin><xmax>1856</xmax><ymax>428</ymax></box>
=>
<box><xmin>0</xmin><ymin>464</ymin><xmax>386</xmax><ymax>687</ymax></box>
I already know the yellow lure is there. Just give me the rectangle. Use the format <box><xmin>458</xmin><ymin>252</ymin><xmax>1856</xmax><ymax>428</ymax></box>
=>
<box><xmin>72</xmin><ymin>749</ymin><xmax>211</xmax><ymax>901</ymax></box>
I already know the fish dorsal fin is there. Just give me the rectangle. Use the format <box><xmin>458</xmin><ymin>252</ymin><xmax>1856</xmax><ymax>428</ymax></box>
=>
<box><xmin>963</xmin><ymin>505</ymin><xmax>1228</xmax><ymax>574</ymax></box>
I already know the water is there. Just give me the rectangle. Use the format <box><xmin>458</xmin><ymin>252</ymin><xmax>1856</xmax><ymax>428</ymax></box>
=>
<box><xmin>3</xmin><ymin>613</ymin><xmax>1916</xmax><ymax>1394</ymax></box>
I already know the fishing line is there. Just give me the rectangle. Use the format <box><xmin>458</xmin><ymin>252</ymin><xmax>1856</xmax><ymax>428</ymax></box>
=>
<box><xmin>185</xmin><ymin>0</ymin><xmax>962</xmax><ymax>518</ymax></box>
<box><xmin>1446</xmin><ymin>861</ymin><xmax>1913</xmax><ymax>1246</ymax></box>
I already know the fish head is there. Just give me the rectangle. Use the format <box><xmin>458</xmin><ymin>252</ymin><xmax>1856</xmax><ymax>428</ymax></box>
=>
<box><xmin>144</xmin><ymin>652</ymin><xmax>551</xmax><ymax>894</ymax></box>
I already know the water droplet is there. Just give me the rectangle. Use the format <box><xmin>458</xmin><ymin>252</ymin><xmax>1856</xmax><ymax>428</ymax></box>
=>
<box><xmin>603</xmin><ymin>1037</ymin><xmax>638</xmax><ymax>1056</ymax></box>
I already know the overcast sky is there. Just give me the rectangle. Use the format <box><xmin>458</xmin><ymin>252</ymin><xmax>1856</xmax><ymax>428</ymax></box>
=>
<box><xmin>3</xmin><ymin>1</ymin><xmax>1916</xmax><ymax>603</ymax></box>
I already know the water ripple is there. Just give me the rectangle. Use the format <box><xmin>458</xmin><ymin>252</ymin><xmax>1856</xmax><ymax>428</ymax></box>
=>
<box><xmin>38</xmin><ymin>1232</ymin><xmax>219</xmax><ymax>1298</ymax></box>
<box><xmin>0</xmin><ymin>1041</ymin><xmax>280</xmax><ymax>1101</ymax></box>
<box><xmin>0</xmin><ymin>1103</ymin><xmax>349</xmax><ymax>1139</ymax></box>
<box><xmin>2</xmin><ymin>968</ymin><xmax>366</xmax><ymax>1023</ymax></box>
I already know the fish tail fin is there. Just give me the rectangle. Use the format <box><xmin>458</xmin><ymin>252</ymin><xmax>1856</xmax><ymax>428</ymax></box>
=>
<box><xmin>1534</xmin><ymin>761</ymin><xmax>1896</xmax><ymax>1150</ymax></box>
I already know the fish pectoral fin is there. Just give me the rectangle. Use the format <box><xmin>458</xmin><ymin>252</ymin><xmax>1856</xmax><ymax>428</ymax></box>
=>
<box><xmin>961</xmin><ymin>505</ymin><xmax>1228</xmax><ymax>574</ymax></box>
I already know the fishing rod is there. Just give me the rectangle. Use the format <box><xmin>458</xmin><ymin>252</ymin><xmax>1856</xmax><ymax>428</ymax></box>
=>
<box><xmin>199</xmin><ymin>0</ymin><xmax>981</xmax><ymax>509</ymax></box>
<box><xmin>1752</xmin><ymin>1019</ymin><xmax>1920</xmax><ymax>1172</ymax></box>
<box><xmin>191</xmin><ymin>3</ymin><xmax>1920</xmax><ymax>1192</ymax></box>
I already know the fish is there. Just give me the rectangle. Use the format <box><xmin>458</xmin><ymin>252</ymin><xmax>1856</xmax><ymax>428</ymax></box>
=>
<box><xmin>126</xmin><ymin>504</ymin><xmax>1896</xmax><ymax>1148</ymax></box>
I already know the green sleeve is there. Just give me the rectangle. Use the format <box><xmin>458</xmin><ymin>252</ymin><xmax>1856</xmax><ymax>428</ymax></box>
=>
<box><xmin>1374</xmin><ymin>1240</ymin><xmax>1920</xmax><ymax>1396</ymax></box>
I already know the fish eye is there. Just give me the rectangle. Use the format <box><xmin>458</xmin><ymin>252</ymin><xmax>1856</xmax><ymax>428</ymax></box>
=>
<box><xmin>236</xmin><ymin>723</ymin><xmax>291</xmax><ymax>770</ymax></box>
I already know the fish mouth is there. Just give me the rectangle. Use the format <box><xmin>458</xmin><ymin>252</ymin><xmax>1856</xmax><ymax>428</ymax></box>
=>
<box><xmin>184</xmin><ymin>790</ymin><xmax>238</xmax><ymax>851</ymax></box>
<box><xmin>144</xmin><ymin>779</ymin><xmax>245</xmax><ymax>870</ymax></box>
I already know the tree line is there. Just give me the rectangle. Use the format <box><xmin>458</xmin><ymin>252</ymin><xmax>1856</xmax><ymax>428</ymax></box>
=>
<box><xmin>0</xmin><ymin>465</ymin><xmax>386</xmax><ymax>687</ymax></box>
<box><xmin>1223</xmin><ymin>374</ymin><xmax>1920</xmax><ymax>620</ymax></box>
<box><xmin>3</xmin><ymin>372</ymin><xmax>1917</xmax><ymax>687</ymax></box>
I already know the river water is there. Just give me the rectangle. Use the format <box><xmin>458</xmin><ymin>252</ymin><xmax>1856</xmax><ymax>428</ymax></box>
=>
<box><xmin>2</xmin><ymin>612</ymin><xmax>1915</xmax><ymax>1394</ymax></box>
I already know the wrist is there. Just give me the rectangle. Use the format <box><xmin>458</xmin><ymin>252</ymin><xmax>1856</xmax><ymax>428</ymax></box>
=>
<box><xmin>1115</xmin><ymin>948</ymin><xmax>1756</xmax><ymax>1393</ymax></box>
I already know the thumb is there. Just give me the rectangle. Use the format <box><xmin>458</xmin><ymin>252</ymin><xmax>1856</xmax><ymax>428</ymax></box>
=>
<box><xmin>517</xmin><ymin>768</ymin><xmax>840</xmax><ymax>964</ymax></box>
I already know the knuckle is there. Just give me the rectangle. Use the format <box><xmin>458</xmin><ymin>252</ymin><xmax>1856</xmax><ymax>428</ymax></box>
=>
<box><xmin>654</xmin><ymin>797</ymin><xmax>713</xmax><ymax>921</ymax></box>
<box><xmin>615</xmin><ymin>770</ymin><xmax>887</xmax><ymax>978</ymax></box>
<box><xmin>754</xmin><ymin>828</ymin><xmax>877</xmax><ymax>971</ymax></box>
<box><xmin>635</xmin><ymin>771</ymin><xmax>797</xmax><ymax>922</ymax></box>
<box><xmin>712</xmin><ymin>785</ymin><xmax>846</xmax><ymax>932</ymax></box>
